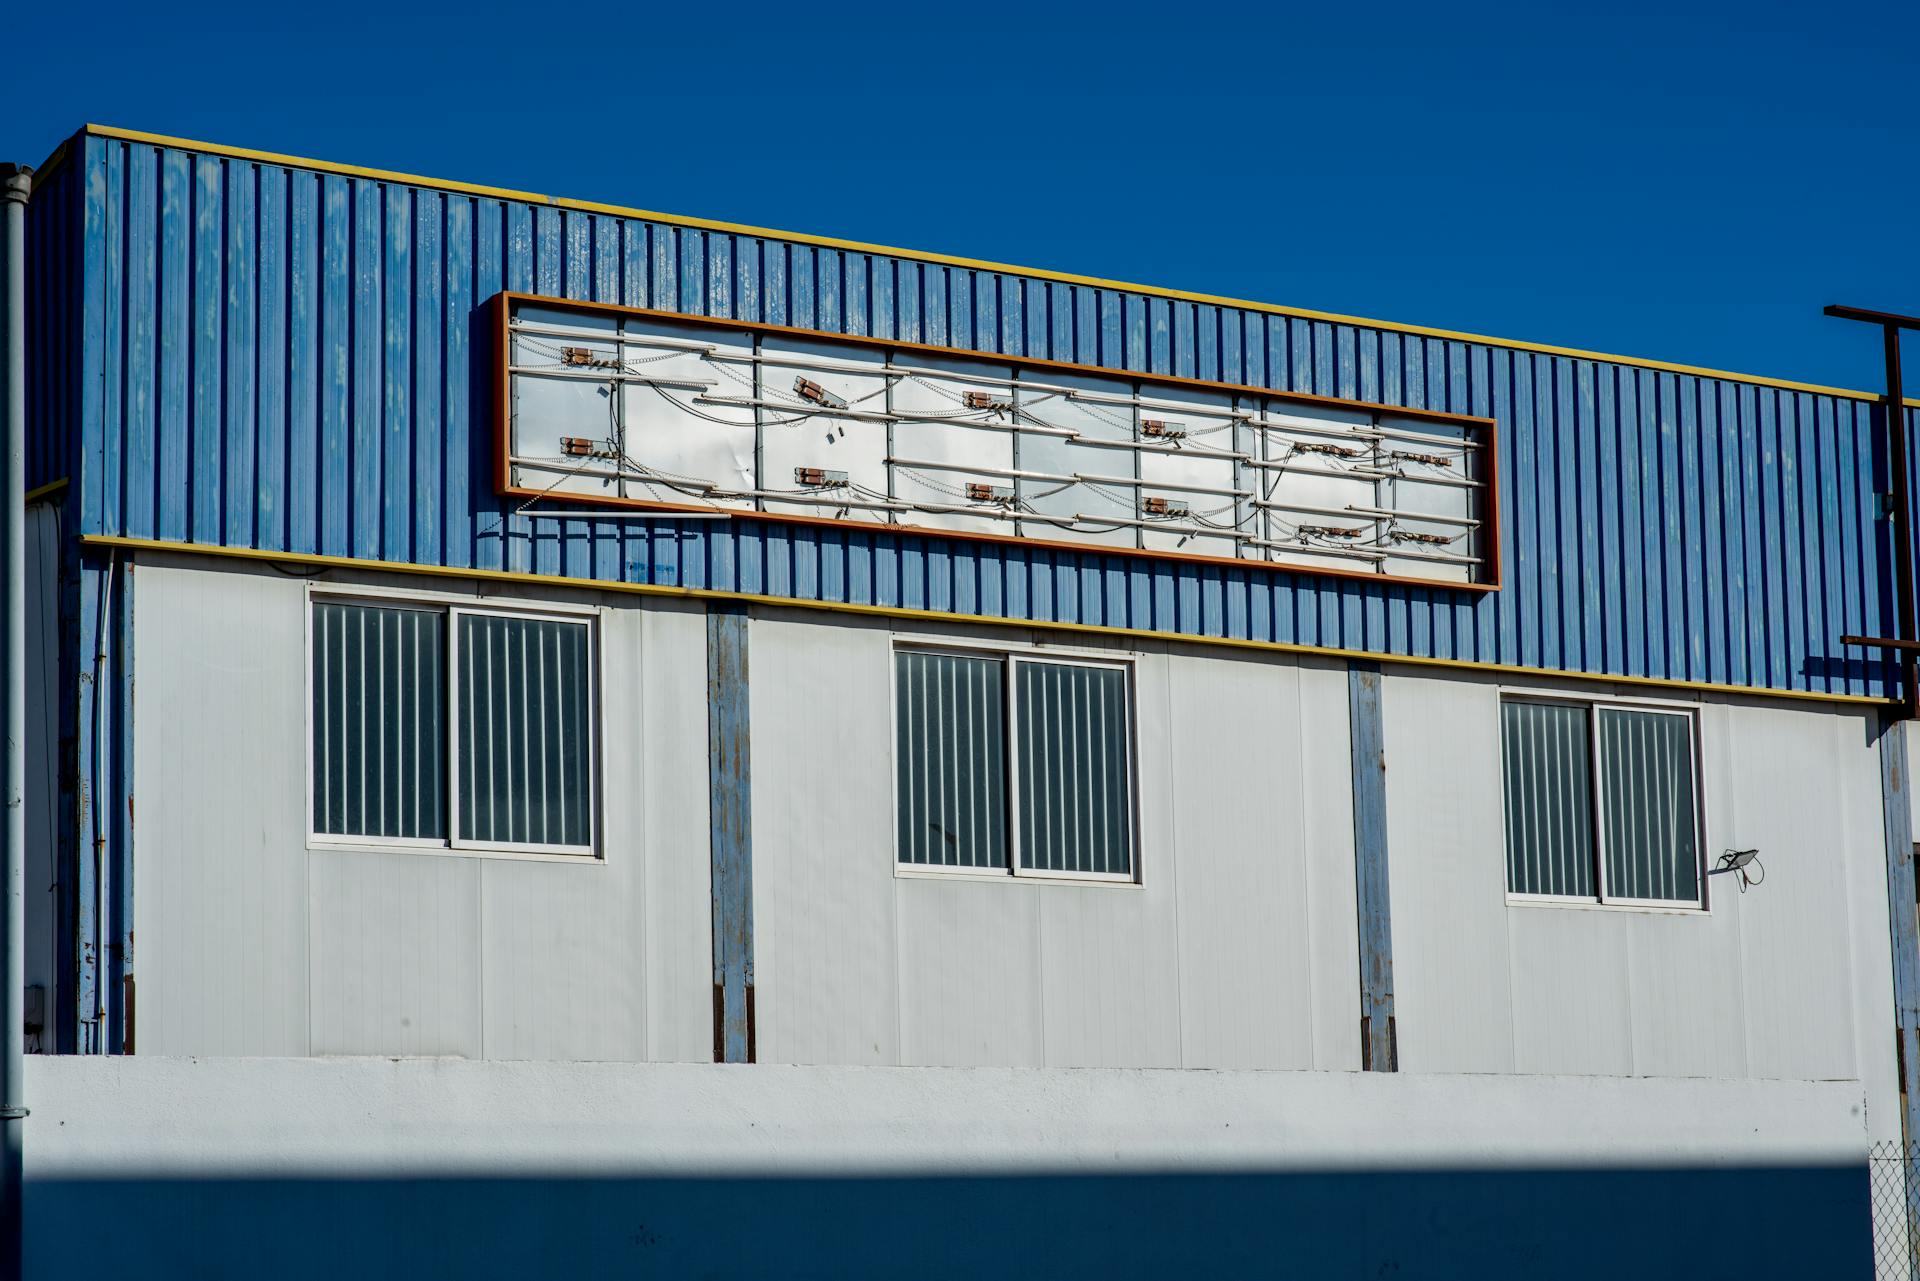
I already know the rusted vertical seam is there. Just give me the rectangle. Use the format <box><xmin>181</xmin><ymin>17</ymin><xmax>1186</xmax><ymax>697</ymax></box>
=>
<box><xmin>1349</xmin><ymin>661</ymin><xmax>1396</xmax><ymax>1071</ymax></box>
<box><xmin>707</xmin><ymin>602</ymin><xmax>753</xmax><ymax>1063</ymax></box>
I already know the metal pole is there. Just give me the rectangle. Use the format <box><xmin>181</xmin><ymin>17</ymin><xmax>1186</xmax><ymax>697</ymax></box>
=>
<box><xmin>1826</xmin><ymin>305</ymin><xmax>1920</xmax><ymax>716</ymax></box>
<box><xmin>1886</xmin><ymin>324</ymin><xmax>1916</xmax><ymax>719</ymax></box>
<box><xmin>0</xmin><ymin>161</ymin><xmax>30</xmax><ymax>1281</ymax></box>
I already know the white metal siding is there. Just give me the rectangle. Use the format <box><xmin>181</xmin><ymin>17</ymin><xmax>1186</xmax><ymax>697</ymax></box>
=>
<box><xmin>136</xmin><ymin>561</ymin><xmax>311</xmax><ymax>1056</ymax></box>
<box><xmin>125</xmin><ymin>552</ymin><xmax>1900</xmax><ymax>1122</ymax></box>
<box><xmin>1167</xmin><ymin>651</ymin><xmax>1322</xmax><ymax>1070</ymax></box>
<box><xmin>1722</xmin><ymin>702</ymin><xmax>1861</xmax><ymax>1083</ymax></box>
<box><xmin>1386</xmin><ymin>669</ymin><xmax>1896</xmax><ymax>1147</ymax></box>
<box><xmin>132</xmin><ymin>556</ymin><xmax>711</xmax><ymax>1061</ymax></box>
<box><xmin>751</xmin><ymin>610</ymin><xmax>1358</xmax><ymax>1071</ymax></box>
<box><xmin>480</xmin><ymin>594</ymin><xmax>713</xmax><ymax>1063</ymax></box>
<box><xmin>1382</xmin><ymin>673</ymin><xmax>1517</xmax><ymax>1074</ymax></box>
<box><xmin>750</xmin><ymin>616</ymin><xmax>902</xmax><ymax>1067</ymax></box>
<box><xmin>309</xmin><ymin>848</ymin><xmax>481</xmax><ymax>1056</ymax></box>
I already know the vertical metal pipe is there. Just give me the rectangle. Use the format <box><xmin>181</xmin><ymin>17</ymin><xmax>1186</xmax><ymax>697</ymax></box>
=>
<box><xmin>1</xmin><ymin>161</ymin><xmax>33</xmax><ymax>1281</ymax></box>
<box><xmin>1886</xmin><ymin>325</ymin><xmax>1916</xmax><ymax>718</ymax></box>
<box><xmin>1877</xmin><ymin>716</ymin><xmax>1920</xmax><ymax>1280</ymax></box>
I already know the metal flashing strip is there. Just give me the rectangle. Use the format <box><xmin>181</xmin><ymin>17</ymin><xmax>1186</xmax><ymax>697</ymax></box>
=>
<box><xmin>59</xmin><ymin>124</ymin><xmax>1907</xmax><ymax>409</ymax></box>
<box><xmin>707</xmin><ymin>603</ymin><xmax>755</xmax><ymax>1064</ymax></box>
<box><xmin>24</xmin><ymin>477</ymin><xmax>66</xmax><ymax>506</ymax></box>
<box><xmin>79</xmin><ymin>533</ymin><xmax>1891</xmax><ymax>709</ymax></box>
<box><xmin>1878</xmin><ymin>722</ymin><xmax>1920</xmax><ymax>1145</ymax></box>
<box><xmin>1349</xmin><ymin>662</ymin><xmax>1397</xmax><ymax>1072</ymax></box>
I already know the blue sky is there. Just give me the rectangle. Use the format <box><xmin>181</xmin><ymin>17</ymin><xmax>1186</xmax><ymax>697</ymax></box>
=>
<box><xmin>6</xmin><ymin>0</ymin><xmax>1915</xmax><ymax>391</ymax></box>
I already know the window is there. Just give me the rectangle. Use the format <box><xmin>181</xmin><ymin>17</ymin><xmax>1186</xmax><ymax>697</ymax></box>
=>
<box><xmin>895</xmin><ymin>647</ymin><xmax>1135</xmax><ymax>881</ymax></box>
<box><xmin>312</xmin><ymin>598</ymin><xmax>597</xmax><ymax>856</ymax></box>
<box><xmin>1500</xmin><ymin>697</ymin><xmax>1701</xmax><ymax>907</ymax></box>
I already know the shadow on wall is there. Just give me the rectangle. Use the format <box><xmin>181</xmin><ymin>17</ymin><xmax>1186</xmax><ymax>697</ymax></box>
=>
<box><xmin>26</xmin><ymin>1165</ymin><xmax>1869</xmax><ymax>1280</ymax></box>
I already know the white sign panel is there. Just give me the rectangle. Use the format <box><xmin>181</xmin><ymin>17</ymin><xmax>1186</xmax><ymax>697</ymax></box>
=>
<box><xmin>498</xmin><ymin>296</ymin><xmax>1495</xmax><ymax>587</ymax></box>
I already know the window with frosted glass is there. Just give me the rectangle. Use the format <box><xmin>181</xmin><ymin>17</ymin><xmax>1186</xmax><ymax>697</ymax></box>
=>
<box><xmin>1597</xmin><ymin>708</ymin><xmax>1698</xmax><ymax>902</ymax></box>
<box><xmin>1500</xmin><ymin>701</ymin><xmax>1595</xmax><ymax>898</ymax></box>
<box><xmin>1015</xmin><ymin>661</ymin><xmax>1132</xmax><ymax>876</ymax></box>
<box><xmin>896</xmin><ymin>651</ymin><xmax>1007</xmax><ymax>868</ymax></box>
<box><xmin>312</xmin><ymin>602</ymin><xmax>446</xmax><ymax>840</ymax></box>
<box><xmin>455</xmin><ymin>613</ymin><xmax>595</xmax><ymax>850</ymax></box>
<box><xmin>312</xmin><ymin>600</ymin><xmax>596</xmax><ymax>855</ymax></box>
<box><xmin>1500</xmin><ymin>698</ymin><xmax>1700</xmax><ymax>906</ymax></box>
<box><xmin>895</xmin><ymin>648</ymin><xmax>1134</xmax><ymax>881</ymax></box>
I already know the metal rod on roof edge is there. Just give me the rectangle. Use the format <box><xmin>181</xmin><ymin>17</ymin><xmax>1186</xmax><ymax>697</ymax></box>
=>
<box><xmin>0</xmin><ymin>161</ymin><xmax>29</xmax><ymax>1281</ymax></box>
<box><xmin>1829</xmin><ymin>305</ymin><xmax>1918</xmax><ymax>719</ymax></box>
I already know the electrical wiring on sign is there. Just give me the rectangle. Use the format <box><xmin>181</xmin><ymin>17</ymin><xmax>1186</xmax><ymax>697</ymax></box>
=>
<box><xmin>502</xmin><ymin>311</ymin><xmax>1492</xmax><ymax>581</ymax></box>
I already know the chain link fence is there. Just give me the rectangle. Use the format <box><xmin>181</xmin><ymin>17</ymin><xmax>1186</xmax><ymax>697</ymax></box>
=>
<box><xmin>1872</xmin><ymin>1141</ymin><xmax>1920</xmax><ymax>1280</ymax></box>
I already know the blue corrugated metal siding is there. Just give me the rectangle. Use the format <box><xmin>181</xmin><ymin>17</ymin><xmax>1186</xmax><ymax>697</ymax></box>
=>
<box><xmin>73</xmin><ymin>134</ymin><xmax>1902</xmax><ymax>698</ymax></box>
<box><xmin>22</xmin><ymin>152</ymin><xmax>96</xmax><ymax>1053</ymax></box>
<box><xmin>27</xmin><ymin>152</ymin><xmax>77</xmax><ymax>493</ymax></box>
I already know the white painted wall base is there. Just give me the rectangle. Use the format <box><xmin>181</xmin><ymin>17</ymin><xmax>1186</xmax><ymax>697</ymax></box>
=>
<box><xmin>23</xmin><ymin>1056</ymin><xmax>1872</xmax><ymax>1279</ymax></box>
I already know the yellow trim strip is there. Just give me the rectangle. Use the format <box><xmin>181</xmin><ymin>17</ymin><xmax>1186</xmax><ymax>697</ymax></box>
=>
<box><xmin>83</xmin><ymin>532</ymin><xmax>1886</xmax><ymax>710</ymax></box>
<box><xmin>73</xmin><ymin>124</ymin><xmax>1906</xmax><ymax>407</ymax></box>
<box><xmin>28</xmin><ymin>136</ymin><xmax>70</xmax><ymax>188</ymax></box>
<box><xmin>26</xmin><ymin>477</ymin><xmax>68</xmax><ymax>505</ymax></box>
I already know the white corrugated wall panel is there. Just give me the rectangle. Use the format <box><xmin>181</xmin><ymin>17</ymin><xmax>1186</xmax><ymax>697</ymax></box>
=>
<box><xmin>1382</xmin><ymin>671</ymin><xmax>1517</xmax><ymax>1073</ymax></box>
<box><xmin>1036</xmin><ymin>884</ymin><xmax>1184</xmax><ymax>1069</ymax></box>
<box><xmin>475</xmin><ymin>598</ymin><xmax>711</xmax><ymax>1063</ymax></box>
<box><xmin>1033</xmin><ymin>647</ymin><xmax>1181</xmax><ymax>1069</ymax></box>
<box><xmin>895</xmin><ymin>878</ymin><xmax>1043</xmax><ymax>1068</ymax></box>
<box><xmin>750</xmin><ymin>611</ymin><xmax>1359</xmax><ymax>1072</ymax></box>
<box><xmin>1506</xmin><ymin>910</ymin><xmax>1634</xmax><ymax>1076</ymax></box>
<box><xmin>382</xmin><ymin>588</ymin><xmax>707</xmax><ymax>1063</ymax></box>
<box><xmin>1723</xmin><ymin>701</ymin><xmax>1860</xmax><ymax>1082</ymax></box>
<box><xmin>1848</xmin><ymin>715</ymin><xmax>1904</xmax><ymax>1148</ymax></box>
<box><xmin>749</xmin><ymin>614</ymin><xmax>901</xmax><ymax>1066</ymax></box>
<box><xmin>309</xmin><ymin>847</ymin><xmax>482</xmax><ymax>1057</ymax></box>
<box><xmin>1624</xmin><ymin>905</ymin><xmax>1749</xmax><ymax>1080</ymax></box>
<box><xmin>132</xmin><ymin>555</ymin><xmax>706</xmax><ymax>1061</ymax></box>
<box><xmin>1168</xmin><ymin>649</ymin><xmax>1317</xmax><ymax>1071</ymax></box>
<box><xmin>1615</xmin><ymin>697</ymin><xmax>1753</xmax><ymax>1080</ymax></box>
<box><xmin>1298</xmin><ymin>660</ymin><xmax>1362</xmax><ymax>1072</ymax></box>
<box><xmin>134</xmin><ymin>558</ymin><xmax>310</xmax><ymax>1055</ymax></box>
<box><xmin>636</xmin><ymin>600</ymin><xmax>722</xmax><ymax>1064</ymax></box>
<box><xmin>1382</xmin><ymin>668</ymin><xmax>1890</xmax><ymax>1108</ymax></box>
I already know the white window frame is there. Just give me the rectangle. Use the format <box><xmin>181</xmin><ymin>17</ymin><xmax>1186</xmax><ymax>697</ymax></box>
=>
<box><xmin>306</xmin><ymin>587</ymin><xmax>603</xmax><ymax>862</ymax></box>
<box><xmin>1499</xmin><ymin>692</ymin><xmax>1706</xmax><ymax>912</ymax></box>
<box><xmin>891</xmin><ymin>639</ymin><xmax>1140</xmax><ymax>886</ymax></box>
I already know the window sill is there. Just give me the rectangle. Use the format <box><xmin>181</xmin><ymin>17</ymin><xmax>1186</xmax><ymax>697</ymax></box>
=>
<box><xmin>894</xmin><ymin>865</ymin><xmax>1143</xmax><ymax>889</ymax></box>
<box><xmin>307</xmin><ymin>838</ymin><xmax>603</xmax><ymax>866</ymax></box>
<box><xmin>1505</xmin><ymin>894</ymin><xmax>1706</xmax><ymax>916</ymax></box>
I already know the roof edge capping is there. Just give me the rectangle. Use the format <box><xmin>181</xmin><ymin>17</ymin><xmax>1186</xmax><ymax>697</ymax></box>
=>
<box><xmin>59</xmin><ymin>123</ymin><xmax>1916</xmax><ymax>408</ymax></box>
